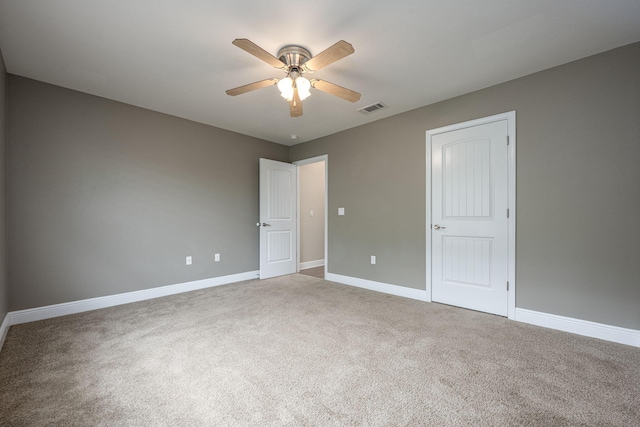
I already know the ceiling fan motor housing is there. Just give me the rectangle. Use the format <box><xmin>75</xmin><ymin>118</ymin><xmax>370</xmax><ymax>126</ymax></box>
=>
<box><xmin>277</xmin><ymin>45</ymin><xmax>312</xmax><ymax>71</ymax></box>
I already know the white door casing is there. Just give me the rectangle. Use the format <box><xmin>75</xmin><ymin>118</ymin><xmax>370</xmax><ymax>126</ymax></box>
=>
<box><xmin>259</xmin><ymin>158</ymin><xmax>297</xmax><ymax>279</ymax></box>
<box><xmin>426</xmin><ymin>112</ymin><xmax>516</xmax><ymax>318</ymax></box>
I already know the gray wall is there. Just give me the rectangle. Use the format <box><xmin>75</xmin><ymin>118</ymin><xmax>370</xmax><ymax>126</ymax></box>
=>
<box><xmin>7</xmin><ymin>76</ymin><xmax>288</xmax><ymax>311</ymax></box>
<box><xmin>0</xmin><ymin>50</ymin><xmax>7</xmax><ymax>322</ymax></box>
<box><xmin>5</xmin><ymin>43</ymin><xmax>639</xmax><ymax>330</ymax></box>
<box><xmin>290</xmin><ymin>42</ymin><xmax>640</xmax><ymax>330</ymax></box>
<box><xmin>299</xmin><ymin>161</ymin><xmax>325</xmax><ymax>264</ymax></box>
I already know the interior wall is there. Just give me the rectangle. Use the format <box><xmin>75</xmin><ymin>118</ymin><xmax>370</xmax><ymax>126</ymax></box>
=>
<box><xmin>290</xmin><ymin>42</ymin><xmax>640</xmax><ymax>330</ymax></box>
<box><xmin>299</xmin><ymin>161</ymin><xmax>325</xmax><ymax>265</ymax></box>
<box><xmin>0</xmin><ymin>50</ymin><xmax>7</xmax><ymax>322</ymax></box>
<box><xmin>7</xmin><ymin>76</ymin><xmax>288</xmax><ymax>311</ymax></box>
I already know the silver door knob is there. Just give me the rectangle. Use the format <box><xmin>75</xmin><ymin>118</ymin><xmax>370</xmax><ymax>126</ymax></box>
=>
<box><xmin>256</xmin><ymin>222</ymin><xmax>271</xmax><ymax>227</ymax></box>
<box><xmin>433</xmin><ymin>224</ymin><xmax>446</xmax><ymax>230</ymax></box>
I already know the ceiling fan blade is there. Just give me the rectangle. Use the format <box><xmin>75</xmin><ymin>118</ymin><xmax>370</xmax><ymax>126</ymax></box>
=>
<box><xmin>232</xmin><ymin>39</ymin><xmax>287</xmax><ymax>69</ymax></box>
<box><xmin>289</xmin><ymin>87</ymin><xmax>303</xmax><ymax>117</ymax></box>
<box><xmin>226</xmin><ymin>78</ymin><xmax>278</xmax><ymax>96</ymax></box>
<box><xmin>303</xmin><ymin>40</ymin><xmax>354</xmax><ymax>72</ymax></box>
<box><xmin>311</xmin><ymin>79</ymin><xmax>361</xmax><ymax>103</ymax></box>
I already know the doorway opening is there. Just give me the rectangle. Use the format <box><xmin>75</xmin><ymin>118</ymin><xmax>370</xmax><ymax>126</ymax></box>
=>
<box><xmin>294</xmin><ymin>155</ymin><xmax>328</xmax><ymax>279</ymax></box>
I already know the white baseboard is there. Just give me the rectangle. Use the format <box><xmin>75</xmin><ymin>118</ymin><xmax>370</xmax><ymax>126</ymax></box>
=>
<box><xmin>325</xmin><ymin>272</ymin><xmax>428</xmax><ymax>302</ymax></box>
<box><xmin>299</xmin><ymin>259</ymin><xmax>325</xmax><ymax>270</ymax></box>
<box><xmin>8</xmin><ymin>270</ymin><xmax>260</xmax><ymax>326</ymax></box>
<box><xmin>0</xmin><ymin>313</ymin><xmax>10</xmax><ymax>353</ymax></box>
<box><xmin>4</xmin><ymin>273</ymin><xmax>637</xmax><ymax>352</ymax></box>
<box><xmin>515</xmin><ymin>308</ymin><xmax>640</xmax><ymax>348</ymax></box>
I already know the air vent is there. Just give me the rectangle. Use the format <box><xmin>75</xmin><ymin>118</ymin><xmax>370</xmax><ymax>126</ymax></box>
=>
<box><xmin>357</xmin><ymin>102</ymin><xmax>387</xmax><ymax>114</ymax></box>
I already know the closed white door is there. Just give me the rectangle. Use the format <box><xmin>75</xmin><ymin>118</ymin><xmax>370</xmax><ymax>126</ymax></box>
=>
<box><xmin>431</xmin><ymin>120</ymin><xmax>509</xmax><ymax>316</ymax></box>
<box><xmin>259</xmin><ymin>158</ymin><xmax>297</xmax><ymax>279</ymax></box>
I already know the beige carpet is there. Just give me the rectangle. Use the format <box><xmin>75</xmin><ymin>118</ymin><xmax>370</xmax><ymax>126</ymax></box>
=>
<box><xmin>0</xmin><ymin>274</ymin><xmax>638</xmax><ymax>426</ymax></box>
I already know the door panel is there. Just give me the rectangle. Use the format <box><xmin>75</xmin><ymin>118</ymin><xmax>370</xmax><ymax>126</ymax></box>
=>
<box><xmin>260</xmin><ymin>159</ymin><xmax>297</xmax><ymax>279</ymax></box>
<box><xmin>431</xmin><ymin>120</ymin><xmax>508</xmax><ymax>316</ymax></box>
<box><xmin>442</xmin><ymin>236</ymin><xmax>492</xmax><ymax>288</ymax></box>
<box><xmin>267</xmin><ymin>230</ymin><xmax>292</xmax><ymax>263</ymax></box>
<box><xmin>443</xmin><ymin>138</ymin><xmax>492</xmax><ymax>219</ymax></box>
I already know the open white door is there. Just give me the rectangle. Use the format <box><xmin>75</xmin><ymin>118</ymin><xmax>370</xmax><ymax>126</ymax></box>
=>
<box><xmin>259</xmin><ymin>158</ymin><xmax>297</xmax><ymax>279</ymax></box>
<box><xmin>430</xmin><ymin>119</ymin><xmax>510</xmax><ymax>316</ymax></box>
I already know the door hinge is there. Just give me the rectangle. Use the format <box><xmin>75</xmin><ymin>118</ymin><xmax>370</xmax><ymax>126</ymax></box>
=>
<box><xmin>507</xmin><ymin>135</ymin><xmax>510</xmax><ymax>145</ymax></box>
<box><xmin>507</xmin><ymin>281</ymin><xmax>510</xmax><ymax>291</ymax></box>
<box><xmin>507</xmin><ymin>208</ymin><xmax>510</xmax><ymax>218</ymax></box>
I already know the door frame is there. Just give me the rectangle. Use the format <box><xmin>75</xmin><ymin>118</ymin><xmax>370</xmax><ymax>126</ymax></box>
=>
<box><xmin>293</xmin><ymin>155</ymin><xmax>329</xmax><ymax>278</ymax></box>
<box><xmin>426</xmin><ymin>112</ymin><xmax>516</xmax><ymax>319</ymax></box>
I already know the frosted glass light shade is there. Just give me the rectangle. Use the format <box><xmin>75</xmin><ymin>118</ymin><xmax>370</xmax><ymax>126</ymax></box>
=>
<box><xmin>277</xmin><ymin>77</ymin><xmax>294</xmax><ymax>101</ymax></box>
<box><xmin>296</xmin><ymin>76</ymin><xmax>311</xmax><ymax>100</ymax></box>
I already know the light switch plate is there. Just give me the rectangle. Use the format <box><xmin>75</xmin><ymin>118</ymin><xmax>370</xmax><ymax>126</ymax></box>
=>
<box><xmin>338</xmin><ymin>207</ymin><xmax>345</xmax><ymax>216</ymax></box>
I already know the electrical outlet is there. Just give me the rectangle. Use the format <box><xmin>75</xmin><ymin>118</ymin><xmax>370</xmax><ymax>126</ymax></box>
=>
<box><xmin>215</xmin><ymin>253</ymin><xmax>220</xmax><ymax>262</ymax></box>
<box><xmin>371</xmin><ymin>255</ymin><xmax>376</xmax><ymax>265</ymax></box>
<box><xmin>186</xmin><ymin>256</ymin><xmax>192</xmax><ymax>265</ymax></box>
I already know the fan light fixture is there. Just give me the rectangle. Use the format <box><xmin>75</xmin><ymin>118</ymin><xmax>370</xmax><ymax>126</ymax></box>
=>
<box><xmin>277</xmin><ymin>72</ymin><xmax>311</xmax><ymax>102</ymax></box>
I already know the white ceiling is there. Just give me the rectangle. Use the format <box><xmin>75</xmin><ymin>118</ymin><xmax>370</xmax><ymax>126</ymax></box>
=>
<box><xmin>1</xmin><ymin>1</ymin><xmax>639</xmax><ymax>146</ymax></box>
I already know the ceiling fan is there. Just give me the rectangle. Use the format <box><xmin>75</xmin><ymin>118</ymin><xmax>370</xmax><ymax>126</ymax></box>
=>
<box><xmin>226</xmin><ymin>39</ymin><xmax>361</xmax><ymax>117</ymax></box>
